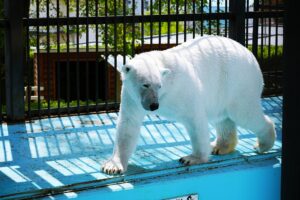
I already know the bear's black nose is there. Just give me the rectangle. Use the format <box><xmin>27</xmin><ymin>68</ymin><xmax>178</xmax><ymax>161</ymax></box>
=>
<box><xmin>150</xmin><ymin>103</ymin><xmax>159</xmax><ymax>111</ymax></box>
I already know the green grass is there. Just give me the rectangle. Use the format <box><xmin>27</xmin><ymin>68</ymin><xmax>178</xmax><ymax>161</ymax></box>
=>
<box><xmin>1</xmin><ymin>99</ymin><xmax>115</xmax><ymax>113</ymax></box>
<box><xmin>24</xmin><ymin>99</ymin><xmax>114</xmax><ymax>111</ymax></box>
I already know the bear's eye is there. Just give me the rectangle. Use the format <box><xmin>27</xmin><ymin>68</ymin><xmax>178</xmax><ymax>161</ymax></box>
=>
<box><xmin>143</xmin><ymin>84</ymin><xmax>150</xmax><ymax>88</ymax></box>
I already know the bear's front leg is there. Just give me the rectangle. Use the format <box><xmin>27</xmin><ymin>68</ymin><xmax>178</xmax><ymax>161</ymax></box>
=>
<box><xmin>102</xmin><ymin>106</ymin><xmax>144</xmax><ymax>175</ymax></box>
<box><xmin>179</xmin><ymin>114</ymin><xmax>211</xmax><ymax>166</ymax></box>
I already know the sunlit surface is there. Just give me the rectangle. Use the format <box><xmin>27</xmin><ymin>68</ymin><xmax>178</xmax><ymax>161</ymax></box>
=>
<box><xmin>0</xmin><ymin>97</ymin><xmax>282</xmax><ymax>199</ymax></box>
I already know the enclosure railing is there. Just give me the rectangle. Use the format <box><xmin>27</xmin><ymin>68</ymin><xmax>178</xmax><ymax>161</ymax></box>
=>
<box><xmin>0</xmin><ymin>0</ymin><xmax>285</xmax><ymax>122</ymax></box>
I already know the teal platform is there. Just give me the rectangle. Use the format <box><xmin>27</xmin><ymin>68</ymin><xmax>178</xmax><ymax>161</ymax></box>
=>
<box><xmin>0</xmin><ymin>97</ymin><xmax>282</xmax><ymax>199</ymax></box>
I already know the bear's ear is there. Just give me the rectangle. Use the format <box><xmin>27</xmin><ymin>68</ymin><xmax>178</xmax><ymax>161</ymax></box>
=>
<box><xmin>161</xmin><ymin>68</ymin><xmax>171</xmax><ymax>77</ymax></box>
<box><xmin>106</xmin><ymin>54</ymin><xmax>132</xmax><ymax>72</ymax></box>
<box><xmin>122</xmin><ymin>65</ymin><xmax>131</xmax><ymax>74</ymax></box>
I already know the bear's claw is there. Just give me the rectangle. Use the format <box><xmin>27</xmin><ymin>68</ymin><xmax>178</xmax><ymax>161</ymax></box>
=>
<box><xmin>102</xmin><ymin>159</ymin><xmax>125</xmax><ymax>175</ymax></box>
<box><xmin>179</xmin><ymin>155</ymin><xmax>208</xmax><ymax>166</ymax></box>
<box><xmin>179</xmin><ymin>157</ymin><xmax>190</xmax><ymax>165</ymax></box>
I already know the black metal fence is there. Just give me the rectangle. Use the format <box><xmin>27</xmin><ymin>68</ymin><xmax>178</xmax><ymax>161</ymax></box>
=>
<box><xmin>0</xmin><ymin>0</ymin><xmax>285</xmax><ymax>122</ymax></box>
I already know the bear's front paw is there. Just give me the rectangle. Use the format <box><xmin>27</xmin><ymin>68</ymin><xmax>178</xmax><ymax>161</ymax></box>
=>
<box><xmin>102</xmin><ymin>159</ymin><xmax>126</xmax><ymax>175</ymax></box>
<box><xmin>179</xmin><ymin>155</ymin><xmax>208</xmax><ymax>166</ymax></box>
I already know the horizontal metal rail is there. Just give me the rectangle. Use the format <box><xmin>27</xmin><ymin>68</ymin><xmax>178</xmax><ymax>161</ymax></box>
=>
<box><xmin>24</xmin><ymin>13</ymin><xmax>234</xmax><ymax>26</ymax></box>
<box><xmin>23</xmin><ymin>11</ymin><xmax>285</xmax><ymax>27</ymax></box>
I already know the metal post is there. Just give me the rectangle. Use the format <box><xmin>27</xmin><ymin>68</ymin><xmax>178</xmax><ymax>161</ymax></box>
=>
<box><xmin>4</xmin><ymin>0</ymin><xmax>27</xmax><ymax>121</ymax></box>
<box><xmin>252</xmin><ymin>0</ymin><xmax>259</xmax><ymax>57</ymax></box>
<box><xmin>229</xmin><ymin>0</ymin><xmax>245</xmax><ymax>45</ymax></box>
<box><xmin>281</xmin><ymin>0</ymin><xmax>300</xmax><ymax>200</ymax></box>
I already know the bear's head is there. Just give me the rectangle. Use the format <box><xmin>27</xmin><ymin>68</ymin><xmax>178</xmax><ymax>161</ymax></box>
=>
<box><xmin>120</xmin><ymin>55</ymin><xmax>170</xmax><ymax>112</ymax></box>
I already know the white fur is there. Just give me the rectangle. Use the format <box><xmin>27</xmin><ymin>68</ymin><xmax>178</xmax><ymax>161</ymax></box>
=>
<box><xmin>102</xmin><ymin>35</ymin><xmax>276</xmax><ymax>175</ymax></box>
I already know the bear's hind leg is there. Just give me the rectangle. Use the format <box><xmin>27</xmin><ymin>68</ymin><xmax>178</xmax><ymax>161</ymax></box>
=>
<box><xmin>252</xmin><ymin>115</ymin><xmax>276</xmax><ymax>153</ymax></box>
<box><xmin>211</xmin><ymin>118</ymin><xmax>238</xmax><ymax>155</ymax></box>
<box><xmin>228</xmin><ymin>100</ymin><xmax>276</xmax><ymax>153</ymax></box>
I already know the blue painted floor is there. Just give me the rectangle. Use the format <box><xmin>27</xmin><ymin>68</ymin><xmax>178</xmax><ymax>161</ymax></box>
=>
<box><xmin>0</xmin><ymin>97</ymin><xmax>282</xmax><ymax>199</ymax></box>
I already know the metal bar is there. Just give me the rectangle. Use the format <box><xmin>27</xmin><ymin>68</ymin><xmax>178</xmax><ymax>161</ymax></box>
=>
<box><xmin>46</xmin><ymin>0</ymin><xmax>51</xmax><ymax>117</ymax></box>
<box><xmin>4</xmin><ymin>0</ymin><xmax>26</xmax><ymax>121</ymax></box>
<box><xmin>229</xmin><ymin>0</ymin><xmax>245</xmax><ymax>46</ymax></box>
<box><xmin>225</xmin><ymin>0</ymin><xmax>228</xmax><ymax>37</ymax></box>
<box><xmin>95</xmin><ymin>0</ymin><xmax>99</xmax><ymax>111</ymax></box>
<box><xmin>104</xmin><ymin>0</ymin><xmax>108</xmax><ymax>110</ymax></box>
<box><xmin>275</xmin><ymin>0</ymin><xmax>279</xmax><ymax>57</ymax></box>
<box><xmin>192</xmin><ymin>0</ymin><xmax>195</xmax><ymax>38</ymax></box>
<box><xmin>85</xmin><ymin>0</ymin><xmax>90</xmax><ymax>112</ymax></box>
<box><xmin>281</xmin><ymin>0</ymin><xmax>300</xmax><ymax>198</ymax></box>
<box><xmin>167</xmin><ymin>0</ymin><xmax>170</xmax><ymax>47</ymax></box>
<box><xmin>114</xmin><ymin>0</ymin><xmax>118</xmax><ymax>110</ymax></box>
<box><xmin>158</xmin><ymin>0</ymin><xmax>162</xmax><ymax>49</ymax></box>
<box><xmin>0</xmin><ymin>26</ymin><xmax>3</xmax><ymax>120</ymax></box>
<box><xmin>252</xmin><ymin>0</ymin><xmax>259</xmax><ymax>57</ymax></box>
<box><xmin>150</xmin><ymin>0</ymin><xmax>153</xmax><ymax>49</ymax></box>
<box><xmin>76</xmin><ymin>0</ymin><xmax>80</xmax><ymax>113</ymax></box>
<box><xmin>246</xmin><ymin>0</ymin><xmax>249</xmax><ymax>47</ymax></box>
<box><xmin>261</xmin><ymin>0</ymin><xmax>265</xmax><ymax>66</ymax></box>
<box><xmin>217</xmin><ymin>0</ymin><xmax>220</xmax><ymax>35</ymax></box>
<box><xmin>0</xmin><ymin>63</ymin><xmax>2</xmax><ymax>121</ymax></box>
<box><xmin>57</xmin><ymin>0</ymin><xmax>61</xmax><ymax>116</ymax></box>
<box><xmin>66</xmin><ymin>0</ymin><xmax>70</xmax><ymax>114</ymax></box>
<box><xmin>201</xmin><ymin>0</ymin><xmax>204</xmax><ymax>36</ymax></box>
<box><xmin>268</xmin><ymin>0</ymin><xmax>272</xmax><ymax>66</ymax></box>
<box><xmin>123</xmin><ymin>0</ymin><xmax>126</xmax><ymax>64</ymax></box>
<box><xmin>141</xmin><ymin>0</ymin><xmax>144</xmax><ymax>51</ymax></box>
<box><xmin>176</xmin><ymin>0</ymin><xmax>179</xmax><ymax>45</ymax></box>
<box><xmin>274</xmin><ymin>0</ymin><xmax>280</xmax><ymax>94</ymax></box>
<box><xmin>36</xmin><ymin>0</ymin><xmax>41</xmax><ymax>118</ymax></box>
<box><xmin>132</xmin><ymin>0</ymin><xmax>135</xmax><ymax>55</ymax></box>
<box><xmin>26</xmin><ymin>15</ymin><xmax>31</xmax><ymax>119</ymax></box>
<box><xmin>209</xmin><ymin>0</ymin><xmax>212</xmax><ymax>34</ymax></box>
<box><xmin>184</xmin><ymin>0</ymin><xmax>187</xmax><ymax>41</ymax></box>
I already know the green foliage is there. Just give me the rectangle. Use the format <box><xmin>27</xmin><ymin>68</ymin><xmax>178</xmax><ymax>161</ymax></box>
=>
<box><xmin>143</xmin><ymin>21</ymin><xmax>185</xmax><ymax>36</ymax></box>
<box><xmin>152</xmin><ymin>0</ymin><xmax>208</xmax><ymax>14</ymax></box>
<box><xmin>28</xmin><ymin>0</ymin><xmax>140</xmax><ymax>55</ymax></box>
<box><xmin>248</xmin><ymin>45</ymin><xmax>283</xmax><ymax>71</ymax></box>
<box><xmin>248</xmin><ymin>44</ymin><xmax>283</xmax><ymax>60</ymax></box>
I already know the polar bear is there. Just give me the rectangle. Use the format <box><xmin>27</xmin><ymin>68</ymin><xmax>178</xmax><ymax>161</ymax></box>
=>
<box><xmin>102</xmin><ymin>35</ymin><xmax>276</xmax><ymax>175</ymax></box>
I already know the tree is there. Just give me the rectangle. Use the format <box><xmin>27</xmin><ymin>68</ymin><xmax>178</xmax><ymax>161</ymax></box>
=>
<box><xmin>28</xmin><ymin>0</ymin><xmax>140</xmax><ymax>55</ymax></box>
<box><xmin>28</xmin><ymin>0</ymin><xmax>225</xmax><ymax>55</ymax></box>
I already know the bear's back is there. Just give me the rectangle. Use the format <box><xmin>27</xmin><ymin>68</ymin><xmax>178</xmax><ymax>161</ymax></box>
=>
<box><xmin>163</xmin><ymin>35</ymin><xmax>264</xmax><ymax>114</ymax></box>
